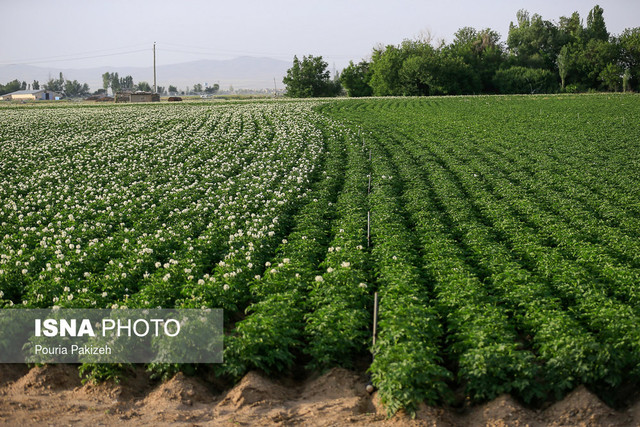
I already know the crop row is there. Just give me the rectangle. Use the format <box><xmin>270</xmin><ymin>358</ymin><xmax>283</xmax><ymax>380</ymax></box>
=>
<box><xmin>320</xmin><ymin>94</ymin><xmax>640</xmax><ymax>406</ymax></box>
<box><xmin>2</xmin><ymin>95</ymin><xmax>639</xmax><ymax>414</ymax></box>
<box><xmin>0</xmin><ymin>103</ymin><xmax>324</xmax><ymax>313</ymax></box>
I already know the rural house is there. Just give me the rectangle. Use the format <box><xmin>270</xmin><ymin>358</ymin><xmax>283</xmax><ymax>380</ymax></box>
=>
<box><xmin>115</xmin><ymin>91</ymin><xmax>160</xmax><ymax>103</ymax></box>
<box><xmin>0</xmin><ymin>89</ymin><xmax>62</xmax><ymax>101</ymax></box>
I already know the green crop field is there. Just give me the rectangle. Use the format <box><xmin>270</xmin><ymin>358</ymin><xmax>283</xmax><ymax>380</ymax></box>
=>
<box><xmin>1</xmin><ymin>94</ymin><xmax>639</xmax><ymax>414</ymax></box>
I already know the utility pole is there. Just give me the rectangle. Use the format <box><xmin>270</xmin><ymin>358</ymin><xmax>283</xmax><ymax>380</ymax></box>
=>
<box><xmin>273</xmin><ymin>77</ymin><xmax>277</xmax><ymax>97</ymax></box>
<box><xmin>153</xmin><ymin>42</ymin><xmax>157</xmax><ymax>94</ymax></box>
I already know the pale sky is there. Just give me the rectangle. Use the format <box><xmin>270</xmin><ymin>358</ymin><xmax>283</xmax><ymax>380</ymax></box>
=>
<box><xmin>1</xmin><ymin>0</ymin><xmax>639</xmax><ymax>70</ymax></box>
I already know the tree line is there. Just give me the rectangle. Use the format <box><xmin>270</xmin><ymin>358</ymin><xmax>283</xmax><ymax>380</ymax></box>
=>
<box><xmin>100</xmin><ymin>72</ymin><xmax>219</xmax><ymax>96</ymax></box>
<box><xmin>284</xmin><ymin>5</ymin><xmax>640</xmax><ymax>97</ymax></box>
<box><xmin>101</xmin><ymin>72</ymin><xmax>161</xmax><ymax>95</ymax></box>
<box><xmin>100</xmin><ymin>72</ymin><xmax>159</xmax><ymax>95</ymax></box>
<box><xmin>0</xmin><ymin>73</ymin><xmax>90</xmax><ymax>98</ymax></box>
<box><xmin>0</xmin><ymin>70</ymin><xmax>222</xmax><ymax>98</ymax></box>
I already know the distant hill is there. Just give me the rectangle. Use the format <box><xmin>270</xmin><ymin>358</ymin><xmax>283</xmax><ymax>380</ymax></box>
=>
<box><xmin>0</xmin><ymin>56</ymin><xmax>291</xmax><ymax>92</ymax></box>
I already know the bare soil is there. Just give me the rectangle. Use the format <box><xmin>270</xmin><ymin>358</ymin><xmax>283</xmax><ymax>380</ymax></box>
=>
<box><xmin>0</xmin><ymin>364</ymin><xmax>638</xmax><ymax>426</ymax></box>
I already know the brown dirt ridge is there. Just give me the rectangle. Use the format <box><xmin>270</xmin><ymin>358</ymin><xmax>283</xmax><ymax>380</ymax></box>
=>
<box><xmin>0</xmin><ymin>364</ymin><xmax>638</xmax><ymax>426</ymax></box>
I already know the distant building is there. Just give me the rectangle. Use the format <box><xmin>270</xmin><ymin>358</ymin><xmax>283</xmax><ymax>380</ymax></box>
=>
<box><xmin>0</xmin><ymin>89</ymin><xmax>62</xmax><ymax>101</ymax></box>
<box><xmin>115</xmin><ymin>91</ymin><xmax>160</xmax><ymax>103</ymax></box>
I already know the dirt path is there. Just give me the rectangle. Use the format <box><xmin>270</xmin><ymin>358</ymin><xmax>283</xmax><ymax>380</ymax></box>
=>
<box><xmin>1</xmin><ymin>364</ymin><xmax>638</xmax><ymax>426</ymax></box>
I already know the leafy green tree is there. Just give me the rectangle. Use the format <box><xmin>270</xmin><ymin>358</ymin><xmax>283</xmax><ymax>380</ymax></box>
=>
<box><xmin>398</xmin><ymin>54</ymin><xmax>433</xmax><ymax>96</ymax></box>
<box><xmin>493</xmin><ymin>66</ymin><xmax>556</xmax><ymax>94</ymax></box>
<box><xmin>556</xmin><ymin>6</ymin><xmax>615</xmax><ymax>90</ymax></box>
<box><xmin>193</xmin><ymin>83</ymin><xmax>203</xmax><ymax>93</ymax></box>
<box><xmin>623</xmin><ymin>68</ymin><xmax>632</xmax><ymax>92</ymax></box>
<box><xmin>574</xmin><ymin>38</ymin><xmax>619</xmax><ymax>89</ymax></box>
<box><xmin>394</xmin><ymin>41</ymin><xmax>439</xmax><ymax>95</ymax></box>
<box><xmin>586</xmin><ymin>5</ymin><xmax>608</xmax><ymax>41</ymax></box>
<box><xmin>618</xmin><ymin>27</ymin><xmax>640</xmax><ymax>91</ymax></box>
<box><xmin>204</xmin><ymin>83</ymin><xmax>220</xmax><ymax>94</ymax></box>
<box><xmin>369</xmin><ymin>45</ymin><xmax>407</xmax><ymax>96</ymax></box>
<box><xmin>340</xmin><ymin>60</ymin><xmax>373</xmax><ymax>97</ymax></box>
<box><xmin>507</xmin><ymin>10</ymin><xmax>560</xmax><ymax>70</ymax></box>
<box><xmin>168</xmin><ymin>85</ymin><xmax>178</xmax><ymax>94</ymax></box>
<box><xmin>448</xmin><ymin>27</ymin><xmax>504</xmax><ymax>92</ymax></box>
<box><xmin>136</xmin><ymin>81</ymin><xmax>152</xmax><ymax>92</ymax></box>
<box><xmin>64</xmin><ymin>80</ymin><xmax>90</xmax><ymax>98</ymax></box>
<box><xmin>283</xmin><ymin>56</ymin><xmax>306</xmax><ymax>96</ymax></box>
<box><xmin>599</xmin><ymin>63</ymin><xmax>622</xmax><ymax>91</ymax></box>
<box><xmin>504</xmin><ymin>5</ymin><xmax>618</xmax><ymax>92</ymax></box>
<box><xmin>557</xmin><ymin>12</ymin><xmax>584</xmax><ymax>46</ymax></box>
<box><xmin>110</xmin><ymin>72</ymin><xmax>121</xmax><ymax>93</ymax></box>
<box><xmin>102</xmin><ymin>72</ymin><xmax>111</xmax><ymax>94</ymax></box>
<box><xmin>354</xmin><ymin>4</ymin><xmax>626</xmax><ymax>96</ymax></box>
<box><xmin>283</xmin><ymin>55</ymin><xmax>341</xmax><ymax>97</ymax></box>
<box><xmin>119</xmin><ymin>75</ymin><xmax>134</xmax><ymax>90</ymax></box>
<box><xmin>557</xmin><ymin>45</ymin><xmax>570</xmax><ymax>90</ymax></box>
<box><xmin>42</xmin><ymin>72</ymin><xmax>90</xmax><ymax>98</ymax></box>
<box><xmin>328</xmin><ymin>74</ymin><xmax>343</xmax><ymax>96</ymax></box>
<box><xmin>369</xmin><ymin>38</ymin><xmax>481</xmax><ymax>97</ymax></box>
<box><xmin>0</xmin><ymin>79</ymin><xmax>22</xmax><ymax>95</ymax></box>
<box><xmin>432</xmin><ymin>54</ymin><xmax>480</xmax><ymax>95</ymax></box>
<box><xmin>32</xmin><ymin>80</ymin><xmax>40</xmax><ymax>90</ymax></box>
<box><xmin>44</xmin><ymin>73</ymin><xmax>65</xmax><ymax>93</ymax></box>
<box><xmin>43</xmin><ymin>78</ymin><xmax>59</xmax><ymax>92</ymax></box>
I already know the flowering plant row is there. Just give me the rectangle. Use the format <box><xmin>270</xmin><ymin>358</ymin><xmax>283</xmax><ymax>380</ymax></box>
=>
<box><xmin>222</xmin><ymin>118</ymin><xmax>347</xmax><ymax>377</ymax></box>
<box><xmin>0</xmin><ymin>103</ymin><xmax>323</xmax><ymax>313</ymax></box>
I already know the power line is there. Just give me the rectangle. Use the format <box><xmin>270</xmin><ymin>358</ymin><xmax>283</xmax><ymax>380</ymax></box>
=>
<box><xmin>160</xmin><ymin>47</ymin><xmax>291</xmax><ymax>59</ymax></box>
<box><xmin>0</xmin><ymin>46</ymin><xmax>151</xmax><ymax>66</ymax></box>
<box><xmin>158</xmin><ymin>41</ymin><xmax>361</xmax><ymax>60</ymax></box>
<box><xmin>158</xmin><ymin>41</ymin><xmax>292</xmax><ymax>58</ymax></box>
<box><xmin>0</xmin><ymin>42</ymin><xmax>364</xmax><ymax>69</ymax></box>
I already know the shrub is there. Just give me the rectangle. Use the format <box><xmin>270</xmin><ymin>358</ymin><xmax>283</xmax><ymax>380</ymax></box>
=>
<box><xmin>493</xmin><ymin>66</ymin><xmax>556</xmax><ymax>94</ymax></box>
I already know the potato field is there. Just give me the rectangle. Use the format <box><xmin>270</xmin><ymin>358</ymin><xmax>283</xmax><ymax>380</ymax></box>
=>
<box><xmin>1</xmin><ymin>94</ymin><xmax>639</xmax><ymax>414</ymax></box>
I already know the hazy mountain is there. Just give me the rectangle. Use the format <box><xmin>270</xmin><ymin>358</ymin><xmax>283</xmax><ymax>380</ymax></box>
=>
<box><xmin>0</xmin><ymin>56</ymin><xmax>291</xmax><ymax>92</ymax></box>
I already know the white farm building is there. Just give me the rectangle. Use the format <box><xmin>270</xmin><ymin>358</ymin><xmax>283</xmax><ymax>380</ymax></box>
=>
<box><xmin>0</xmin><ymin>89</ymin><xmax>62</xmax><ymax>101</ymax></box>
